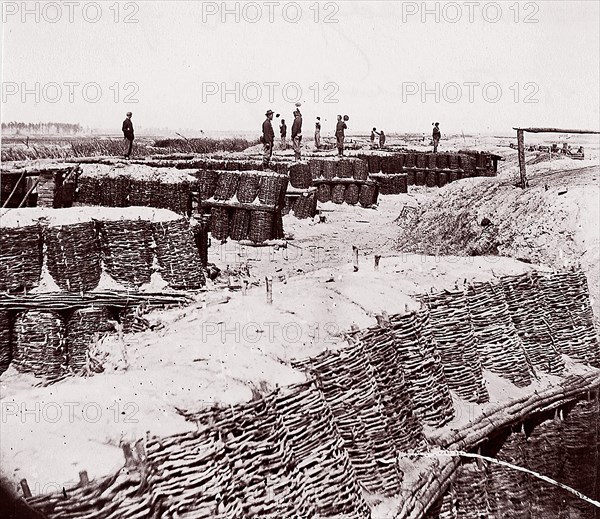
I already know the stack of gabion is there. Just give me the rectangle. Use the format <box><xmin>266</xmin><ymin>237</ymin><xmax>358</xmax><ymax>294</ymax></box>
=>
<box><xmin>97</xmin><ymin>219</ymin><xmax>154</xmax><ymax>288</ymax></box>
<box><xmin>12</xmin><ymin>310</ymin><xmax>66</xmax><ymax>377</ymax></box>
<box><xmin>66</xmin><ymin>306</ymin><xmax>112</xmax><ymax>373</ymax></box>
<box><xmin>356</xmin><ymin>326</ymin><xmax>426</xmax><ymax>452</ymax></box>
<box><xmin>422</xmin><ymin>289</ymin><xmax>489</xmax><ymax>403</ymax></box>
<box><xmin>299</xmin><ymin>346</ymin><xmax>403</xmax><ymax>495</ymax></box>
<box><xmin>152</xmin><ymin>218</ymin><xmax>205</xmax><ymax>289</ymax></box>
<box><xmin>500</xmin><ymin>272</ymin><xmax>565</xmax><ymax>375</ymax></box>
<box><xmin>205</xmin><ymin>170</ymin><xmax>288</xmax><ymax>243</ymax></box>
<box><xmin>466</xmin><ymin>282</ymin><xmax>532</xmax><ymax>388</ymax></box>
<box><xmin>539</xmin><ymin>269</ymin><xmax>600</xmax><ymax>367</ymax></box>
<box><xmin>0</xmin><ymin>310</ymin><xmax>11</xmax><ymax>374</ymax></box>
<box><xmin>45</xmin><ymin>222</ymin><xmax>102</xmax><ymax>292</ymax></box>
<box><xmin>272</xmin><ymin>382</ymin><xmax>371</xmax><ymax>517</ymax></box>
<box><xmin>387</xmin><ymin>312</ymin><xmax>455</xmax><ymax>427</ymax></box>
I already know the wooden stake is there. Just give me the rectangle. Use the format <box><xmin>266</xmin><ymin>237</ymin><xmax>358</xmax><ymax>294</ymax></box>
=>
<box><xmin>517</xmin><ymin>129</ymin><xmax>528</xmax><ymax>189</ymax></box>
<box><xmin>20</xmin><ymin>479</ymin><xmax>32</xmax><ymax>499</ymax></box>
<box><xmin>374</xmin><ymin>255</ymin><xmax>381</xmax><ymax>271</ymax></box>
<box><xmin>1</xmin><ymin>170</ymin><xmax>26</xmax><ymax>209</ymax></box>
<box><xmin>79</xmin><ymin>471</ymin><xmax>89</xmax><ymax>487</ymax></box>
<box><xmin>265</xmin><ymin>276</ymin><xmax>273</xmax><ymax>305</ymax></box>
<box><xmin>352</xmin><ymin>246</ymin><xmax>359</xmax><ymax>272</ymax></box>
<box><xmin>122</xmin><ymin>442</ymin><xmax>135</xmax><ymax>466</ymax></box>
<box><xmin>242</xmin><ymin>280</ymin><xmax>248</xmax><ymax>295</ymax></box>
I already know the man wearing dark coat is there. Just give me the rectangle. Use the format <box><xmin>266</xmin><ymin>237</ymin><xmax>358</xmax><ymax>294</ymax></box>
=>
<box><xmin>122</xmin><ymin>112</ymin><xmax>134</xmax><ymax>158</ymax></box>
<box><xmin>262</xmin><ymin>109</ymin><xmax>275</xmax><ymax>167</ymax></box>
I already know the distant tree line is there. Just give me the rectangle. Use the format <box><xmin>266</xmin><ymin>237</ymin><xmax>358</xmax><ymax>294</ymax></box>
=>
<box><xmin>1</xmin><ymin>122</ymin><xmax>83</xmax><ymax>135</ymax></box>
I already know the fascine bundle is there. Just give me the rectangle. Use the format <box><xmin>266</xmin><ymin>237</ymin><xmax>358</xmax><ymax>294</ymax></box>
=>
<box><xmin>356</xmin><ymin>326</ymin><xmax>426</xmax><ymax>452</ymax></box>
<box><xmin>13</xmin><ymin>309</ymin><xmax>67</xmax><ymax>378</ymax></box>
<box><xmin>301</xmin><ymin>347</ymin><xmax>403</xmax><ymax>496</ymax></box>
<box><xmin>151</xmin><ymin>218</ymin><xmax>205</xmax><ymax>289</ymax></box>
<box><xmin>422</xmin><ymin>289</ymin><xmax>489</xmax><ymax>404</ymax></box>
<box><xmin>65</xmin><ymin>305</ymin><xmax>112</xmax><ymax>374</ymax></box>
<box><xmin>0</xmin><ymin>224</ymin><xmax>43</xmax><ymax>293</ymax></box>
<box><xmin>388</xmin><ymin>311</ymin><xmax>455</xmax><ymax>427</ymax></box>
<box><xmin>97</xmin><ymin>219</ymin><xmax>154</xmax><ymax>288</ymax></box>
<box><xmin>271</xmin><ymin>382</ymin><xmax>372</xmax><ymax>518</ymax></box>
<box><xmin>45</xmin><ymin>221</ymin><xmax>102</xmax><ymax>292</ymax></box>
<box><xmin>466</xmin><ymin>281</ymin><xmax>532</xmax><ymax>388</ymax></box>
<box><xmin>499</xmin><ymin>272</ymin><xmax>565</xmax><ymax>375</ymax></box>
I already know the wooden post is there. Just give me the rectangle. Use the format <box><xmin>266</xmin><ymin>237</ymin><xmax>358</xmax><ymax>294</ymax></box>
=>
<box><xmin>20</xmin><ymin>479</ymin><xmax>32</xmax><ymax>499</ymax></box>
<box><xmin>265</xmin><ymin>276</ymin><xmax>273</xmax><ymax>304</ymax></box>
<box><xmin>517</xmin><ymin>129</ymin><xmax>528</xmax><ymax>189</ymax></box>
<box><xmin>242</xmin><ymin>279</ymin><xmax>248</xmax><ymax>295</ymax></box>
<box><xmin>374</xmin><ymin>255</ymin><xmax>381</xmax><ymax>271</ymax></box>
<box><xmin>122</xmin><ymin>442</ymin><xmax>135</xmax><ymax>466</ymax></box>
<box><xmin>353</xmin><ymin>246</ymin><xmax>359</xmax><ymax>272</ymax></box>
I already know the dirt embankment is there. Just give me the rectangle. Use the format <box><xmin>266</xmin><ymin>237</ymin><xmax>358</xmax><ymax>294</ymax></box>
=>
<box><xmin>396</xmin><ymin>162</ymin><xmax>600</xmax><ymax>317</ymax></box>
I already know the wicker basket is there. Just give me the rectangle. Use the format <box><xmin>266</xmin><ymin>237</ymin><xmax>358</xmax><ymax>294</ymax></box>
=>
<box><xmin>368</xmin><ymin>155</ymin><xmax>381</xmax><ymax>174</ymax></box>
<box><xmin>0</xmin><ymin>224</ymin><xmax>43</xmax><ymax>293</ymax></box>
<box><xmin>308</xmin><ymin>159</ymin><xmax>324</xmax><ymax>180</ymax></box>
<box><xmin>258</xmin><ymin>174</ymin><xmax>287</xmax><ymax>207</ymax></box>
<box><xmin>406</xmin><ymin>170</ymin><xmax>416</xmax><ymax>186</ymax></box>
<box><xmin>13</xmin><ymin>310</ymin><xmax>66</xmax><ymax>377</ymax></box>
<box><xmin>152</xmin><ymin>218</ymin><xmax>206</xmax><ymax>289</ymax></box>
<box><xmin>236</xmin><ymin>172</ymin><xmax>261</xmax><ymax>203</ymax></box>
<box><xmin>344</xmin><ymin>184</ymin><xmax>360</xmax><ymax>205</ymax></box>
<box><xmin>97</xmin><ymin>219</ymin><xmax>153</xmax><ymax>288</ymax></box>
<box><xmin>288</xmin><ymin>163</ymin><xmax>312</xmax><ymax>189</ymax></box>
<box><xmin>331</xmin><ymin>184</ymin><xmax>346</xmax><ymax>204</ymax></box>
<box><xmin>66</xmin><ymin>306</ymin><xmax>112</xmax><ymax>374</ymax></box>
<box><xmin>249</xmin><ymin>210</ymin><xmax>275</xmax><ymax>243</ymax></box>
<box><xmin>436</xmin><ymin>171</ymin><xmax>448</xmax><ymax>188</ymax></box>
<box><xmin>322</xmin><ymin>160</ymin><xmax>336</xmax><ymax>180</ymax></box>
<box><xmin>448</xmin><ymin>170</ymin><xmax>459</xmax><ymax>183</ymax></box>
<box><xmin>425</xmin><ymin>170</ymin><xmax>437</xmax><ymax>188</ymax></box>
<box><xmin>317</xmin><ymin>184</ymin><xmax>331</xmax><ymax>203</ymax></box>
<box><xmin>448</xmin><ymin>154</ymin><xmax>460</xmax><ymax>170</ymax></box>
<box><xmin>416</xmin><ymin>153</ymin><xmax>427</xmax><ymax>169</ymax></box>
<box><xmin>293</xmin><ymin>191</ymin><xmax>318</xmax><ymax>219</ymax></box>
<box><xmin>405</xmin><ymin>153</ymin><xmax>416</xmax><ymax>169</ymax></box>
<box><xmin>192</xmin><ymin>169</ymin><xmax>219</xmax><ymax>200</ymax></box>
<box><xmin>426</xmin><ymin>153</ymin><xmax>437</xmax><ymax>170</ymax></box>
<box><xmin>214</xmin><ymin>171</ymin><xmax>240</xmax><ymax>200</ymax></box>
<box><xmin>46</xmin><ymin>222</ymin><xmax>101</xmax><ymax>292</ymax></box>
<box><xmin>359</xmin><ymin>184</ymin><xmax>378</xmax><ymax>207</ymax></box>
<box><xmin>436</xmin><ymin>153</ymin><xmax>449</xmax><ymax>170</ymax></box>
<box><xmin>353</xmin><ymin>160</ymin><xmax>369</xmax><ymax>181</ymax></box>
<box><xmin>210</xmin><ymin>207</ymin><xmax>230</xmax><ymax>241</ymax></box>
<box><xmin>229</xmin><ymin>209</ymin><xmax>251</xmax><ymax>241</ymax></box>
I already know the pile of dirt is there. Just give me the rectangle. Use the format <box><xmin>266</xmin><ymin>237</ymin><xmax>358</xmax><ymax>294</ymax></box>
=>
<box><xmin>395</xmin><ymin>166</ymin><xmax>600</xmax><ymax>318</ymax></box>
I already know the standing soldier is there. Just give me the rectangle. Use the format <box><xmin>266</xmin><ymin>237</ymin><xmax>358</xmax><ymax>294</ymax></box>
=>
<box><xmin>280</xmin><ymin>119</ymin><xmax>287</xmax><ymax>150</ymax></box>
<box><xmin>371</xmin><ymin>128</ymin><xmax>377</xmax><ymax>148</ymax></box>
<box><xmin>292</xmin><ymin>109</ymin><xmax>303</xmax><ymax>161</ymax></box>
<box><xmin>122</xmin><ymin>112</ymin><xmax>134</xmax><ymax>159</ymax></box>
<box><xmin>335</xmin><ymin>115</ymin><xmax>348</xmax><ymax>157</ymax></box>
<box><xmin>377</xmin><ymin>129</ymin><xmax>386</xmax><ymax>148</ymax></box>
<box><xmin>432</xmin><ymin>122</ymin><xmax>441</xmax><ymax>153</ymax></box>
<box><xmin>262</xmin><ymin>109</ymin><xmax>275</xmax><ymax>167</ymax></box>
<box><xmin>314</xmin><ymin>117</ymin><xmax>321</xmax><ymax>149</ymax></box>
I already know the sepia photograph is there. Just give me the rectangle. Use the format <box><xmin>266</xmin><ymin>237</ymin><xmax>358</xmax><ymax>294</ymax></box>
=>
<box><xmin>1</xmin><ymin>1</ymin><xmax>600</xmax><ymax>517</ymax></box>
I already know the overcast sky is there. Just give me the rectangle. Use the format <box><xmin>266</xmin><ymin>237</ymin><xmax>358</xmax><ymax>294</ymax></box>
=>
<box><xmin>2</xmin><ymin>1</ymin><xmax>599</xmax><ymax>135</ymax></box>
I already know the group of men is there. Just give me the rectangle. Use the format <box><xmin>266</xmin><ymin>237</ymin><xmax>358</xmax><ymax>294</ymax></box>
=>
<box><xmin>262</xmin><ymin>109</ymin><xmax>351</xmax><ymax>166</ymax></box>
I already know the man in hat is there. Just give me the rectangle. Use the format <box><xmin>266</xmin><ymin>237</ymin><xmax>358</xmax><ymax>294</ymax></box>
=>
<box><xmin>335</xmin><ymin>115</ymin><xmax>347</xmax><ymax>157</ymax></box>
<box><xmin>291</xmin><ymin>109</ymin><xmax>303</xmax><ymax>161</ymax></box>
<box><xmin>262</xmin><ymin>109</ymin><xmax>275</xmax><ymax>167</ymax></box>
<box><xmin>371</xmin><ymin>128</ymin><xmax>377</xmax><ymax>148</ymax></box>
<box><xmin>375</xmin><ymin>129</ymin><xmax>386</xmax><ymax>148</ymax></box>
<box><xmin>280</xmin><ymin>119</ymin><xmax>287</xmax><ymax>149</ymax></box>
<box><xmin>122</xmin><ymin>112</ymin><xmax>134</xmax><ymax>158</ymax></box>
<box><xmin>314</xmin><ymin>117</ymin><xmax>321</xmax><ymax>149</ymax></box>
<box><xmin>432</xmin><ymin>122</ymin><xmax>441</xmax><ymax>153</ymax></box>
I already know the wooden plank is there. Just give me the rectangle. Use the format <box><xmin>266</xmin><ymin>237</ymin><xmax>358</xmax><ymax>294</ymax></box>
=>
<box><xmin>200</xmin><ymin>200</ymin><xmax>277</xmax><ymax>212</ymax></box>
<box><xmin>513</xmin><ymin>127</ymin><xmax>600</xmax><ymax>134</ymax></box>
